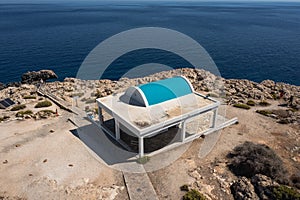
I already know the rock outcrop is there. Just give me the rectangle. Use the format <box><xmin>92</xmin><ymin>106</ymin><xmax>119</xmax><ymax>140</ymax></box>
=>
<box><xmin>21</xmin><ymin>70</ymin><xmax>58</xmax><ymax>84</ymax></box>
<box><xmin>0</xmin><ymin>82</ymin><xmax>5</xmax><ymax>91</ymax></box>
<box><xmin>251</xmin><ymin>174</ymin><xmax>280</xmax><ymax>200</ymax></box>
<box><xmin>230</xmin><ymin>177</ymin><xmax>259</xmax><ymax>200</ymax></box>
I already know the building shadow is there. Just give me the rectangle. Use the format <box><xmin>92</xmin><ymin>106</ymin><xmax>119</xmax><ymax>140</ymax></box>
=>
<box><xmin>69</xmin><ymin>120</ymin><xmax>183</xmax><ymax>166</ymax></box>
<box><xmin>69</xmin><ymin>123</ymin><xmax>136</xmax><ymax>166</ymax></box>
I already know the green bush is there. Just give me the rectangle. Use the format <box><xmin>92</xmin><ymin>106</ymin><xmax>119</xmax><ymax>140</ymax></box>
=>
<box><xmin>39</xmin><ymin>110</ymin><xmax>55</xmax><ymax>114</ymax></box>
<box><xmin>183</xmin><ymin>189</ymin><xmax>207</xmax><ymax>200</ymax></box>
<box><xmin>23</xmin><ymin>95</ymin><xmax>36</xmax><ymax>99</ymax></box>
<box><xmin>16</xmin><ymin>110</ymin><xmax>33</xmax><ymax>117</ymax></box>
<box><xmin>259</xmin><ymin>101</ymin><xmax>271</xmax><ymax>106</ymax></box>
<box><xmin>256</xmin><ymin>110</ymin><xmax>273</xmax><ymax>116</ymax></box>
<box><xmin>246</xmin><ymin>100</ymin><xmax>256</xmax><ymax>106</ymax></box>
<box><xmin>11</xmin><ymin>104</ymin><xmax>26</xmax><ymax>111</ymax></box>
<box><xmin>233</xmin><ymin>104</ymin><xmax>251</xmax><ymax>110</ymax></box>
<box><xmin>272</xmin><ymin>185</ymin><xmax>300</xmax><ymax>200</ymax></box>
<box><xmin>136</xmin><ymin>156</ymin><xmax>150</xmax><ymax>164</ymax></box>
<box><xmin>35</xmin><ymin>100</ymin><xmax>52</xmax><ymax>108</ymax></box>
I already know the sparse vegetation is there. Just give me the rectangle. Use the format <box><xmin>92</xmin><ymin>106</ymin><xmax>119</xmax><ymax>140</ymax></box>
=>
<box><xmin>0</xmin><ymin>116</ymin><xmax>10</xmax><ymax>122</ymax></box>
<box><xmin>39</xmin><ymin>110</ymin><xmax>55</xmax><ymax>114</ymax></box>
<box><xmin>246</xmin><ymin>100</ymin><xmax>256</xmax><ymax>106</ymax></box>
<box><xmin>36</xmin><ymin>110</ymin><xmax>55</xmax><ymax>118</ymax></box>
<box><xmin>271</xmin><ymin>92</ymin><xmax>279</xmax><ymax>100</ymax></box>
<box><xmin>182</xmin><ymin>189</ymin><xmax>207</xmax><ymax>200</ymax></box>
<box><xmin>35</xmin><ymin>100</ymin><xmax>52</xmax><ymax>108</ymax></box>
<box><xmin>259</xmin><ymin>101</ymin><xmax>271</xmax><ymax>106</ymax></box>
<box><xmin>291</xmin><ymin>173</ymin><xmax>300</xmax><ymax>189</ymax></box>
<box><xmin>272</xmin><ymin>185</ymin><xmax>300</xmax><ymax>200</ymax></box>
<box><xmin>180</xmin><ymin>184</ymin><xmax>189</xmax><ymax>192</ymax></box>
<box><xmin>69</xmin><ymin>92</ymin><xmax>84</xmax><ymax>98</ymax></box>
<box><xmin>16</xmin><ymin>110</ymin><xmax>33</xmax><ymax>117</ymax></box>
<box><xmin>256</xmin><ymin>109</ymin><xmax>273</xmax><ymax>116</ymax></box>
<box><xmin>278</xmin><ymin>119</ymin><xmax>290</xmax><ymax>124</ymax></box>
<box><xmin>11</xmin><ymin>104</ymin><xmax>26</xmax><ymax>111</ymax></box>
<box><xmin>227</xmin><ymin>141</ymin><xmax>288</xmax><ymax>184</ymax></box>
<box><xmin>85</xmin><ymin>98</ymin><xmax>96</xmax><ymax>104</ymax></box>
<box><xmin>65</xmin><ymin>89</ymin><xmax>74</xmax><ymax>92</ymax></box>
<box><xmin>233</xmin><ymin>103</ymin><xmax>251</xmax><ymax>110</ymax></box>
<box><xmin>23</xmin><ymin>95</ymin><xmax>36</xmax><ymax>99</ymax></box>
<box><xmin>204</xmin><ymin>88</ymin><xmax>210</xmax><ymax>92</ymax></box>
<box><xmin>136</xmin><ymin>156</ymin><xmax>150</xmax><ymax>164</ymax></box>
<box><xmin>208</xmin><ymin>93</ymin><xmax>219</xmax><ymax>98</ymax></box>
<box><xmin>95</xmin><ymin>89</ymin><xmax>102</xmax><ymax>98</ymax></box>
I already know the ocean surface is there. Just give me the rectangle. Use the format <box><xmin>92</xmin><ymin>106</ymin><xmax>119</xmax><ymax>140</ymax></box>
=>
<box><xmin>0</xmin><ymin>1</ymin><xmax>299</xmax><ymax>85</ymax></box>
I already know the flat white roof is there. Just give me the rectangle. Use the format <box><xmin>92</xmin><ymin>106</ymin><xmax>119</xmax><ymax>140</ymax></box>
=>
<box><xmin>97</xmin><ymin>92</ymin><xmax>219</xmax><ymax>137</ymax></box>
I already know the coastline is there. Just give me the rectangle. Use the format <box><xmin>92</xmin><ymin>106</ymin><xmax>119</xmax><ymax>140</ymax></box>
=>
<box><xmin>0</xmin><ymin>68</ymin><xmax>299</xmax><ymax>199</ymax></box>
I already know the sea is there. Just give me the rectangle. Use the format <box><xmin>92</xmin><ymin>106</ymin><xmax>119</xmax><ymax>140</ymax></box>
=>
<box><xmin>0</xmin><ymin>1</ymin><xmax>299</xmax><ymax>85</ymax></box>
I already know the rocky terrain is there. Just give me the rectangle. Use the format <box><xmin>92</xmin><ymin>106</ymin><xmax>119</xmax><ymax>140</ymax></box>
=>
<box><xmin>1</xmin><ymin>68</ymin><xmax>299</xmax><ymax>125</ymax></box>
<box><xmin>0</xmin><ymin>68</ymin><xmax>299</xmax><ymax>199</ymax></box>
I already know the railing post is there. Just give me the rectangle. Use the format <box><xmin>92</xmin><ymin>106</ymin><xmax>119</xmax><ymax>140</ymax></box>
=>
<box><xmin>115</xmin><ymin>119</ymin><xmax>120</xmax><ymax>140</ymax></box>
<box><xmin>181</xmin><ymin>120</ymin><xmax>186</xmax><ymax>142</ymax></box>
<box><xmin>139</xmin><ymin>137</ymin><xmax>144</xmax><ymax>158</ymax></box>
<box><xmin>212</xmin><ymin>108</ymin><xmax>218</xmax><ymax>128</ymax></box>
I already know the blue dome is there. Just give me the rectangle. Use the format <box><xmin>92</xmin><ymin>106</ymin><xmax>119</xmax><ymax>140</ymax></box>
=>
<box><xmin>138</xmin><ymin>76</ymin><xmax>193</xmax><ymax>106</ymax></box>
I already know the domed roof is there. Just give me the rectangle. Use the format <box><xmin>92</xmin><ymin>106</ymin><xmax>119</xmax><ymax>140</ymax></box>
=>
<box><xmin>123</xmin><ymin>76</ymin><xmax>194</xmax><ymax>107</ymax></box>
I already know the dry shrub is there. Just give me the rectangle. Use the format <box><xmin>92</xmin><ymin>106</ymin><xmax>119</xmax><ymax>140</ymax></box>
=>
<box><xmin>227</xmin><ymin>141</ymin><xmax>288</xmax><ymax>184</ymax></box>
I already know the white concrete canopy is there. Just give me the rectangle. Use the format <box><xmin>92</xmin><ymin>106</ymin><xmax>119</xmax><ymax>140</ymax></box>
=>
<box><xmin>96</xmin><ymin>77</ymin><xmax>237</xmax><ymax>158</ymax></box>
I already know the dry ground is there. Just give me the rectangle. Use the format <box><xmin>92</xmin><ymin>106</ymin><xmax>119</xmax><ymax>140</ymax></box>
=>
<box><xmin>0</xmin><ymin>100</ymin><xmax>299</xmax><ymax>200</ymax></box>
<box><xmin>148</xmin><ymin>101</ymin><xmax>299</xmax><ymax>199</ymax></box>
<box><xmin>0</xmin><ymin>111</ymin><xmax>128</xmax><ymax>200</ymax></box>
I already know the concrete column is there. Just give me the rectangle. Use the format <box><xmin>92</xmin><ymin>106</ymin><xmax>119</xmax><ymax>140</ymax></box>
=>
<box><xmin>115</xmin><ymin>119</ymin><xmax>120</xmax><ymax>140</ymax></box>
<box><xmin>98</xmin><ymin>107</ymin><xmax>103</xmax><ymax>125</ymax></box>
<box><xmin>212</xmin><ymin>108</ymin><xmax>218</xmax><ymax>128</ymax></box>
<box><xmin>139</xmin><ymin>137</ymin><xmax>144</xmax><ymax>158</ymax></box>
<box><xmin>181</xmin><ymin>121</ymin><xmax>186</xmax><ymax>142</ymax></box>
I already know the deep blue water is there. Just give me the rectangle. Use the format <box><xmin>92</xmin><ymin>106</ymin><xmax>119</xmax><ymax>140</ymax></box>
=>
<box><xmin>0</xmin><ymin>1</ymin><xmax>299</xmax><ymax>85</ymax></box>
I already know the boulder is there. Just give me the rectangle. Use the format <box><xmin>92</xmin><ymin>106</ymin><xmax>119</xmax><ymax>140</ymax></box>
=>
<box><xmin>6</xmin><ymin>82</ymin><xmax>21</xmax><ymax>88</ymax></box>
<box><xmin>251</xmin><ymin>174</ymin><xmax>280</xmax><ymax>200</ymax></box>
<box><xmin>21</xmin><ymin>70</ymin><xmax>58</xmax><ymax>84</ymax></box>
<box><xmin>261</xmin><ymin>80</ymin><xmax>275</xmax><ymax>88</ymax></box>
<box><xmin>64</xmin><ymin>77</ymin><xmax>76</xmax><ymax>83</ymax></box>
<box><xmin>230</xmin><ymin>177</ymin><xmax>259</xmax><ymax>200</ymax></box>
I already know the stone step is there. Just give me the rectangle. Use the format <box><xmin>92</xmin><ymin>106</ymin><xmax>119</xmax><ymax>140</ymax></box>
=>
<box><xmin>123</xmin><ymin>171</ymin><xmax>158</xmax><ymax>200</ymax></box>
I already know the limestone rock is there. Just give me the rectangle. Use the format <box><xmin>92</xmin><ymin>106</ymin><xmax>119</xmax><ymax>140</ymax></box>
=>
<box><xmin>251</xmin><ymin>174</ymin><xmax>280</xmax><ymax>200</ymax></box>
<box><xmin>0</xmin><ymin>82</ymin><xmax>5</xmax><ymax>90</ymax></box>
<box><xmin>21</xmin><ymin>70</ymin><xmax>58</xmax><ymax>84</ymax></box>
<box><xmin>230</xmin><ymin>177</ymin><xmax>259</xmax><ymax>200</ymax></box>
